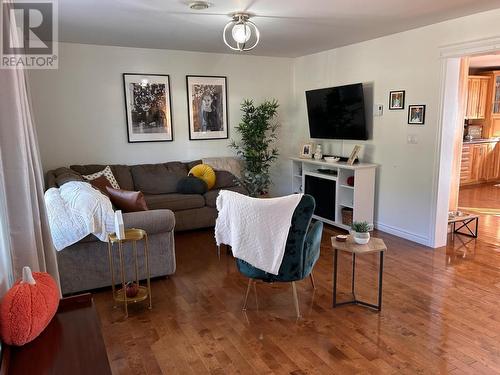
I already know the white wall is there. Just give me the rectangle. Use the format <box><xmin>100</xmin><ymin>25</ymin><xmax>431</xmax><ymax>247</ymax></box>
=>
<box><xmin>29</xmin><ymin>43</ymin><xmax>293</xmax><ymax>192</ymax></box>
<box><xmin>285</xmin><ymin>9</ymin><xmax>500</xmax><ymax>245</ymax></box>
<box><xmin>30</xmin><ymin>9</ymin><xmax>500</xmax><ymax>246</ymax></box>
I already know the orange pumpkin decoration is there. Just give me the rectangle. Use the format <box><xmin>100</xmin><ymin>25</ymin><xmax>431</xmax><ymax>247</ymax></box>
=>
<box><xmin>0</xmin><ymin>266</ymin><xmax>59</xmax><ymax>346</ymax></box>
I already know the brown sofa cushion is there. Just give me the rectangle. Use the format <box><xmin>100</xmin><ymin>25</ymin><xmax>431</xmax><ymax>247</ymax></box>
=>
<box><xmin>214</xmin><ymin>170</ymin><xmax>239</xmax><ymax>189</ymax></box>
<box><xmin>89</xmin><ymin>175</ymin><xmax>112</xmax><ymax>195</ymax></box>
<box><xmin>164</xmin><ymin>161</ymin><xmax>189</xmax><ymax>175</ymax></box>
<box><xmin>204</xmin><ymin>185</ymin><xmax>248</xmax><ymax>208</ymax></box>
<box><xmin>51</xmin><ymin>167</ymin><xmax>84</xmax><ymax>187</ymax></box>
<box><xmin>70</xmin><ymin>164</ymin><xmax>134</xmax><ymax>191</ymax></box>
<box><xmin>144</xmin><ymin>193</ymin><xmax>205</xmax><ymax>211</ymax></box>
<box><xmin>131</xmin><ymin>164</ymin><xmax>185</xmax><ymax>194</ymax></box>
<box><xmin>106</xmin><ymin>187</ymin><xmax>148</xmax><ymax>212</ymax></box>
<box><xmin>186</xmin><ymin>160</ymin><xmax>202</xmax><ymax>170</ymax></box>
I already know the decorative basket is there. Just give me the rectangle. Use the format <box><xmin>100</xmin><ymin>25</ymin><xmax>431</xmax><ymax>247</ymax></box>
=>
<box><xmin>341</xmin><ymin>207</ymin><xmax>353</xmax><ymax>226</ymax></box>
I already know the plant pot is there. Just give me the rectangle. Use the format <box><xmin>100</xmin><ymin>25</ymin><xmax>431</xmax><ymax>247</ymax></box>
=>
<box><xmin>351</xmin><ymin>230</ymin><xmax>370</xmax><ymax>245</ymax></box>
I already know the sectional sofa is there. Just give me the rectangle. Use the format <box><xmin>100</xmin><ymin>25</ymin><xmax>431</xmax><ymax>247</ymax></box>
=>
<box><xmin>45</xmin><ymin>159</ymin><xmax>247</xmax><ymax>294</ymax></box>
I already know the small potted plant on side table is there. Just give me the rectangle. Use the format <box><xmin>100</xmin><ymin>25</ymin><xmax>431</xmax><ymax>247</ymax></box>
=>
<box><xmin>351</xmin><ymin>221</ymin><xmax>371</xmax><ymax>245</ymax></box>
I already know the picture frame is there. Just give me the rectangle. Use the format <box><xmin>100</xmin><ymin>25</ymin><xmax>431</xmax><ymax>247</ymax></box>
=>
<box><xmin>186</xmin><ymin>75</ymin><xmax>229</xmax><ymax>140</ymax></box>
<box><xmin>123</xmin><ymin>73</ymin><xmax>173</xmax><ymax>143</ymax></box>
<box><xmin>389</xmin><ymin>90</ymin><xmax>405</xmax><ymax>110</ymax></box>
<box><xmin>300</xmin><ymin>143</ymin><xmax>313</xmax><ymax>158</ymax></box>
<box><xmin>347</xmin><ymin>145</ymin><xmax>361</xmax><ymax>165</ymax></box>
<box><xmin>408</xmin><ymin>105</ymin><xmax>426</xmax><ymax>125</ymax></box>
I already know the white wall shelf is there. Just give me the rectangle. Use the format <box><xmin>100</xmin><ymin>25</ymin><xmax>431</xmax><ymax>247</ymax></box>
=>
<box><xmin>291</xmin><ymin>157</ymin><xmax>377</xmax><ymax>230</ymax></box>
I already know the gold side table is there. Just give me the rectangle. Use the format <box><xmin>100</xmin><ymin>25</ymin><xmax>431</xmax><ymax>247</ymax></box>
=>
<box><xmin>107</xmin><ymin>228</ymin><xmax>152</xmax><ymax>318</ymax></box>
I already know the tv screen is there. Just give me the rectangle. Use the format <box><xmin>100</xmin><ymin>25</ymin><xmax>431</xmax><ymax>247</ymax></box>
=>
<box><xmin>306</xmin><ymin>83</ymin><xmax>367</xmax><ymax>140</ymax></box>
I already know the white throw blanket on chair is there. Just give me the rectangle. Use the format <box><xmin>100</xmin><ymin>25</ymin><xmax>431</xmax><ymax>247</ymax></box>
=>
<box><xmin>44</xmin><ymin>181</ymin><xmax>115</xmax><ymax>251</ymax></box>
<box><xmin>215</xmin><ymin>190</ymin><xmax>303</xmax><ymax>275</ymax></box>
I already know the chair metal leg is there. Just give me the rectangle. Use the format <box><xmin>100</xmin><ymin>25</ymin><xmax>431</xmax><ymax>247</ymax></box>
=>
<box><xmin>252</xmin><ymin>280</ymin><xmax>259</xmax><ymax>310</ymax></box>
<box><xmin>217</xmin><ymin>246</ymin><xmax>221</xmax><ymax>259</ymax></box>
<box><xmin>242</xmin><ymin>279</ymin><xmax>252</xmax><ymax>311</ymax></box>
<box><xmin>292</xmin><ymin>281</ymin><xmax>301</xmax><ymax>318</ymax></box>
<box><xmin>309</xmin><ymin>273</ymin><xmax>316</xmax><ymax>289</ymax></box>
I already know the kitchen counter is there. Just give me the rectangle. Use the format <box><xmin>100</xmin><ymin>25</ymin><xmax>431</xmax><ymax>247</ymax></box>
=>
<box><xmin>463</xmin><ymin>138</ymin><xmax>499</xmax><ymax>144</ymax></box>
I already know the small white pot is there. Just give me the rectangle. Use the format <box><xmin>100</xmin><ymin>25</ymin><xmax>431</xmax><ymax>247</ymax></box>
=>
<box><xmin>351</xmin><ymin>231</ymin><xmax>370</xmax><ymax>245</ymax></box>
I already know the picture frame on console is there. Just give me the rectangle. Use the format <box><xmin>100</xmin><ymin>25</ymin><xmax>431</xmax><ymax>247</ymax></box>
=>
<box><xmin>300</xmin><ymin>143</ymin><xmax>313</xmax><ymax>158</ymax></box>
<box><xmin>408</xmin><ymin>105</ymin><xmax>426</xmax><ymax>125</ymax></box>
<box><xmin>186</xmin><ymin>75</ymin><xmax>228</xmax><ymax>140</ymax></box>
<box><xmin>123</xmin><ymin>73</ymin><xmax>173</xmax><ymax>143</ymax></box>
<box><xmin>389</xmin><ymin>90</ymin><xmax>405</xmax><ymax>110</ymax></box>
<box><xmin>347</xmin><ymin>145</ymin><xmax>361</xmax><ymax>165</ymax></box>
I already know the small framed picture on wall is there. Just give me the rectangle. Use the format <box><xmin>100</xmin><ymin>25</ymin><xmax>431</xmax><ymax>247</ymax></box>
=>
<box><xmin>389</xmin><ymin>90</ymin><xmax>405</xmax><ymax>110</ymax></box>
<box><xmin>186</xmin><ymin>75</ymin><xmax>229</xmax><ymax>140</ymax></box>
<box><xmin>408</xmin><ymin>105</ymin><xmax>426</xmax><ymax>125</ymax></box>
<box><xmin>123</xmin><ymin>73</ymin><xmax>173</xmax><ymax>143</ymax></box>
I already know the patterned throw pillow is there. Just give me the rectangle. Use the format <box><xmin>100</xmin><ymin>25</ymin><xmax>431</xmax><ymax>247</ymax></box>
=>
<box><xmin>82</xmin><ymin>165</ymin><xmax>120</xmax><ymax>189</ymax></box>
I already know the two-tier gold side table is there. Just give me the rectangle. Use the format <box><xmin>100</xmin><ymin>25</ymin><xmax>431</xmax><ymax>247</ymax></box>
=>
<box><xmin>107</xmin><ymin>228</ymin><xmax>152</xmax><ymax>317</ymax></box>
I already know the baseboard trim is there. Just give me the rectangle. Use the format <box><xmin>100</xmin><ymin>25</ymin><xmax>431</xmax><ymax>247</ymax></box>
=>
<box><xmin>374</xmin><ymin>222</ymin><xmax>432</xmax><ymax>247</ymax></box>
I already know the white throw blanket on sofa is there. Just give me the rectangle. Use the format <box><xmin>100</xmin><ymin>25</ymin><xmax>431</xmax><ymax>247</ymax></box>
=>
<box><xmin>44</xmin><ymin>181</ymin><xmax>115</xmax><ymax>251</ymax></box>
<box><xmin>215</xmin><ymin>190</ymin><xmax>303</xmax><ymax>275</ymax></box>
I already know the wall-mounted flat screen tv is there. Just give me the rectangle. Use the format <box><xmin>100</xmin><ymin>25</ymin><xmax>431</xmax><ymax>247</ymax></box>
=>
<box><xmin>305</xmin><ymin>83</ymin><xmax>367</xmax><ymax>140</ymax></box>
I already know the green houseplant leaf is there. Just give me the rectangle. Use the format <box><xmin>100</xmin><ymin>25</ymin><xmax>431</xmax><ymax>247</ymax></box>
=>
<box><xmin>351</xmin><ymin>221</ymin><xmax>370</xmax><ymax>233</ymax></box>
<box><xmin>230</xmin><ymin>99</ymin><xmax>280</xmax><ymax>197</ymax></box>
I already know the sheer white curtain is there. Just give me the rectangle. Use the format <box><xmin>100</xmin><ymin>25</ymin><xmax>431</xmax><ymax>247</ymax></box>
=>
<box><xmin>0</xmin><ymin>2</ymin><xmax>60</xmax><ymax>290</ymax></box>
<box><xmin>0</xmin><ymin>178</ymin><xmax>13</xmax><ymax>296</ymax></box>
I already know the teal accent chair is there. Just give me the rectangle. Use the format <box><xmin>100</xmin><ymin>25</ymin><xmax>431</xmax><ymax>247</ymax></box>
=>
<box><xmin>236</xmin><ymin>194</ymin><xmax>323</xmax><ymax>318</ymax></box>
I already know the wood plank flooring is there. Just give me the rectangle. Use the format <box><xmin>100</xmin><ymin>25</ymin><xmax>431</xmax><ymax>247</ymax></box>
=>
<box><xmin>458</xmin><ymin>182</ymin><xmax>500</xmax><ymax>246</ymax></box>
<box><xmin>94</xmin><ymin>212</ymin><xmax>500</xmax><ymax>374</ymax></box>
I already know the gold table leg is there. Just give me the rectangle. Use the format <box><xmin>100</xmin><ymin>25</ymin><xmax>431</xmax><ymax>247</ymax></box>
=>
<box><xmin>118</xmin><ymin>242</ymin><xmax>128</xmax><ymax>318</ymax></box>
<box><xmin>107</xmin><ymin>239</ymin><xmax>117</xmax><ymax>308</ymax></box>
<box><xmin>144</xmin><ymin>234</ymin><xmax>152</xmax><ymax>310</ymax></box>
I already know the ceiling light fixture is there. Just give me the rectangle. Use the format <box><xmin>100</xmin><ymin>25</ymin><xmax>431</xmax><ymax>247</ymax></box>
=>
<box><xmin>223</xmin><ymin>13</ymin><xmax>259</xmax><ymax>52</ymax></box>
<box><xmin>189</xmin><ymin>1</ymin><xmax>211</xmax><ymax>11</ymax></box>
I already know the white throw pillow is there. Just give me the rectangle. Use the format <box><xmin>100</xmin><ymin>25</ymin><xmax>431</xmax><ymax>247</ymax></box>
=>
<box><xmin>82</xmin><ymin>166</ymin><xmax>120</xmax><ymax>189</ymax></box>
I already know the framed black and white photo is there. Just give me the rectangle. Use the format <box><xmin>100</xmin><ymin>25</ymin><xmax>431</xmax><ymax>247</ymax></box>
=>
<box><xmin>408</xmin><ymin>105</ymin><xmax>426</xmax><ymax>125</ymax></box>
<box><xmin>186</xmin><ymin>75</ymin><xmax>228</xmax><ymax>140</ymax></box>
<box><xmin>389</xmin><ymin>90</ymin><xmax>405</xmax><ymax>110</ymax></box>
<box><xmin>300</xmin><ymin>143</ymin><xmax>313</xmax><ymax>158</ymax></box>
<box><xmin>123</xmin><ymin>73</ymin><xmax>173</xmax><ymax>142</ymax></box>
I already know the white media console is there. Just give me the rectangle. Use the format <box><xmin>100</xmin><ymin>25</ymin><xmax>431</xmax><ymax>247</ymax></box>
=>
<box><xmin>290</xmin><ymin>157</ymin><xmax>377</xmax><ymax>231</ymax></box>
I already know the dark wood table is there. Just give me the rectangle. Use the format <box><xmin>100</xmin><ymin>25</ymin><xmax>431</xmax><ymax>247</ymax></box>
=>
<box><xmin>1</xmin><ymin>293</ymin><xmax>111</xmax><ymax>375</ymax></box>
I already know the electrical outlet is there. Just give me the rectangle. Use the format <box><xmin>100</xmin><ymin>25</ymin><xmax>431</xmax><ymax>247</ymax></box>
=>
<box><xmin>374</xmin><ymin>104</ymin><xmax>383</xmax><ymax>116</ymax></box>
<box><xmin>407</xmin><ymin>135</ymin><xmax>418</xmax><ymax>144</ymax></box>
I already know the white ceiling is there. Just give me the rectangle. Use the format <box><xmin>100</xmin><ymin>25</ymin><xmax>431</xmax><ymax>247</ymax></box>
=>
<box><xmin>60</xmin><ymin>0</ymin><xmax>500</xmax><ymax>57</ymax></box>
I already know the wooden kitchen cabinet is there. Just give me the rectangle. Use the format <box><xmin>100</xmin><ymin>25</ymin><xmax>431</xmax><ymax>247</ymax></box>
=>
<box><xmin>460</xmin><ymin>144</ymin><xmax>472</xmax><ymax>184</ymax></box>
<box><xmin>460</xmin><ymin>142</ymin><xmax>500</xmax><ymax>185</ymax></box>
<box><xmin>479</xmin><ymin>71</ymin><xmax>500</xmax><ymax>137</ymax></box>
<box><xmin>466</xmin><ymin>76</ymin><xmax>490</xmax><ymax>120</ymax></box>
<box><xmin>470</xmin><ymin>144</ymin><xmax>487</xmax><ymax>182</ymax></box>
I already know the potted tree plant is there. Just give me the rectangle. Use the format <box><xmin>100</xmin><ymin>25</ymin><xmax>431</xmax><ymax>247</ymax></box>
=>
<box><xmin>351</xmin><ymin>221</ymin><xmax>371</xmax><ymax>244</ymax></box>
<box><xmin>230</xmin><ymin>99</ymin><xmax>280</xmax><ymax>197</ymax></box>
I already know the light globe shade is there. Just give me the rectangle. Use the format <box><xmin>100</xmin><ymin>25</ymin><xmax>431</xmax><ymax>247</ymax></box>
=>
<box><xmin>231</xmin><ymin>23</ymin><xmax>251</xmax><ymax>44</ymax></box>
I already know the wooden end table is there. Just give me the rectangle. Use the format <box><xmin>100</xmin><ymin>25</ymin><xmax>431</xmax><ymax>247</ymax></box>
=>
<box><xmin>1</xmin><ymin>294</ymin><xmax>111</xmax><ymax>375</ymax></box>
<box><xmin>331</xmin><ymin>236</ymin><xmax>386</xmax><ymax>311</ymax></box>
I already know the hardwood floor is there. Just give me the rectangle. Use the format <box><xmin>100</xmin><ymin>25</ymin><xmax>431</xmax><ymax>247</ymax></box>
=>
<box><xmin>94</xmin><ymin>219</ymin><xmax>500</xmax><ymax>374</ymax></box>
<box><xmin>458</xmin><ymin>182</ymin><xmax>500</xmax><ymax>246</ymax></box>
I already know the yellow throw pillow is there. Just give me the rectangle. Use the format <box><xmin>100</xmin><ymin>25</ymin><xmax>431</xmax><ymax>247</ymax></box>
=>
<box><xmin>189</xmin><ymin>164</ymin><xmax>216</xmax><ymax>190</ymax></box>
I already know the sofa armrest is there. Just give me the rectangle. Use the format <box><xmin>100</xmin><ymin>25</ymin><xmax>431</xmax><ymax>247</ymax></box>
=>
<box><xmin>123</xmin><ymin>209</ymin><xmax>175</xmax><ymax>235</ymax></box>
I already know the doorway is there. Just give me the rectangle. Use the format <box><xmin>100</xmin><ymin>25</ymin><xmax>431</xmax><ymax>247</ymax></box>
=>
<box><xmin>454</xmin><ymin>54</ymin><xmax>500</xmax><ymax>246</ymax></box>
<box><xmin>432</xmin><ymin>37</ymin><xmax>500</xmax><ymax>249</ymax></box>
